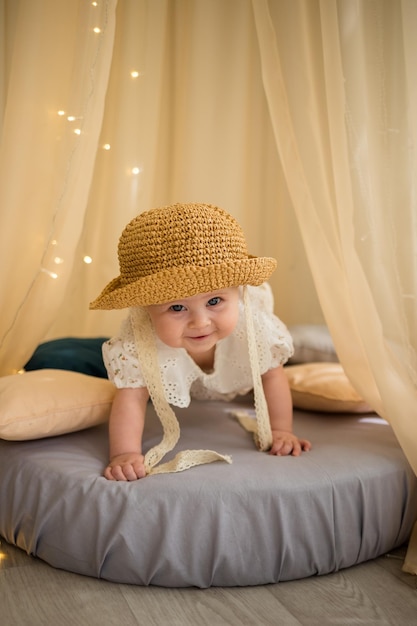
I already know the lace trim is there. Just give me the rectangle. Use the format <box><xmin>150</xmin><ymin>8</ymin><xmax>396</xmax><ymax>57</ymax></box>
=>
<box><xmin>243</xmin><ymin>286</ymin><xmax>273</xmax><ymax>451</ymax></box>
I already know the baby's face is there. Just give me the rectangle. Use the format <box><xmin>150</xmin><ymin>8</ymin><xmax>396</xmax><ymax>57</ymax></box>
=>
<box><xmin>146</xmin><ymin>287</ymin><xmax>240</xmax><ymax>362</ymax></box>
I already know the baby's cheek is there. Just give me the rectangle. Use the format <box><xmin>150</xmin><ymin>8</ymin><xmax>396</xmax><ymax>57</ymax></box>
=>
<box><xmin>228</xmin><ymin>309</ymin><xmax>241</xmax><ymax>333</ymax></box>
<box><xmin>153</xmin><ymin>321</ymin><xmax>184</xmax><ymax>348</ymax></box>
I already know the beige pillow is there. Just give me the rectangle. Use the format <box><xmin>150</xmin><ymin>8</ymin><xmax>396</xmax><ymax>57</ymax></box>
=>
<box><xmin>285</xmin><ymin>362</ymin><xmax>373</xmax><ymax>413</ymax></box>
<box><xmin>0</xmin><ymin>369</ymin><xmax>115</xmax><ymax>441</ymax></box>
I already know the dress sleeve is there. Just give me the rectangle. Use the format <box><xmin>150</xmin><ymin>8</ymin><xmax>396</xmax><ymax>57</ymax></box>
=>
<box><xmin>102</xmin><ymin>316</ymin><xmax>146</xmax><ymax>388</ymax></box>
<box><xmin>249</xmin><ymin>283</ymin><xmax>294</xmax><ymax>371</ymax></box>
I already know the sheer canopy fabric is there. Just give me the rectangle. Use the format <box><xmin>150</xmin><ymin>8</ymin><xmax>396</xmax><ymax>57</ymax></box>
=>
<box><xmin>251</xmin><ymin>0</ymin><xmax>417</xmax><ymax>572</ymax></box>
<box><xmin>252</xmin><ymin>0</ymin><xmax>417</xmax><ymax>473</ymax></box>
<box><xmin>0</xmin><ymin>0</ymin><xmax>416</xmax><ymax>572</ymax></box>
<box><xmin>0</xmin><ymin>0</ymin><xmax>117</xmax><ymax>374</ymax></box>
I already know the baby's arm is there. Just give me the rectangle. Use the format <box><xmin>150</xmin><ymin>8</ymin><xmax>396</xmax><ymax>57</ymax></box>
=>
<box><xmin>262</xmin><ymin>366</ymin><xmax>311</xmax><ymax>456</ymax></box>
<box><xmin>104</xmin><ymin>386</ymin><xmax>150</xmax><ymax>481</ymax></box>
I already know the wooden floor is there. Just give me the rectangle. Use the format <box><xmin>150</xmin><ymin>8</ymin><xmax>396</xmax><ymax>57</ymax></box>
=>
<box><xmin>1</xmin><ymin>540</ymin><xmax>416</xmax><ymax>626</ymax></box>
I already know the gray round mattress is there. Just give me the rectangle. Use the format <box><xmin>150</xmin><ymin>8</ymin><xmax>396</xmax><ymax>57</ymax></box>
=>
<box><xmin>0</xmin><ymin>398</ymin><xmax>416</xmax><ymax>587</ymax></box>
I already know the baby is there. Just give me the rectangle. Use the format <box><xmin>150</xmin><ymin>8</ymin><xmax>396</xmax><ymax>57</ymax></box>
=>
<box><xmin>90</xmin><ymin>203</ymin><xmax>311</xmax><ymax>480</ymax></box>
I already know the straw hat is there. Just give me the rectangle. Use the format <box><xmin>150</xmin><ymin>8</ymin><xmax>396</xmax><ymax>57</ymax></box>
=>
<box><xmin>90</xmin><ymin>203</ymin><xmax>277</xmax><ymax>310</ymax></box>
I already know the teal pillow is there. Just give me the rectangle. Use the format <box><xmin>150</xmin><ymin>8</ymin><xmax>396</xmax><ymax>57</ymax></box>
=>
<box><xmin>24</xmin><ymin>337</ymin><xmax>109</xmax><ymax>379</ymax></box>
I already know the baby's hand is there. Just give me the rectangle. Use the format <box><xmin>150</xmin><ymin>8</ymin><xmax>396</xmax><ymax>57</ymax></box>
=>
<box><xmin>270</xmin><ymin>430</ymin><xmax>312</xmax><ymax>457</ymax></box>
<box><xmin>104</xmin><ymin>452</ymin><xmax>147</xmax><ymax>481</ymax></box>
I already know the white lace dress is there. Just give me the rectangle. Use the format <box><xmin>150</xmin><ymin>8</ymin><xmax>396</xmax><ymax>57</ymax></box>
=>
<box><xmin>102</xmin><ymin>283</ymin><xmax>293</xmax><ymax>407</ymax></box>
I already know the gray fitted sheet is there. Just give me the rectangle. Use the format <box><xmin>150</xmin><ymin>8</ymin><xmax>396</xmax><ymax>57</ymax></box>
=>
<box><xmin>0</xmin><ymin>398</ymin><xmax>416</xmax><ymax>588</ymax></box>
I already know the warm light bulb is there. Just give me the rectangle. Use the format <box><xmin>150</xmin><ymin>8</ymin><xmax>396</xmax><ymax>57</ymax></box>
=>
<box><xmin>83</xmin><ymin>255</ymin><xmax>93</xmax><ymax>264</ymax></box>
<box><xmin>92</xmin><ymin>1</ymin><xmax>98</xmax><ymax>5</ymax></box>
<box><xmin>132</xmin><ymin>167</ymin><xmax>141</xmax><ymax>175</ymax></box>
<box><xmin>54</xmin><ymin>257</ymin><xmax>64</xmax><ymax>265</ymax></box>
<box><xmin>93</xmin><ymin>27</ymin><xmax>101</xmax><ymax>33</ymax></box>
<box><xmin>74</xmin><ymin>129</ymin><xmax>81</xmax><ymax>135</ymax></box>
<box><xmin>67</xmin><ymin>116</ymin><xmax>76</xmax><ymax>121</ymax></box>
<box><xmin>103</xmin><ymin>143</ymin><xmax>111</xmax><ymax>150</ymax></box>
<box><xmin>41</xmin><ymin>268</ymin><xmax>58</xmax><ymax>279</ymax></box>
<box><xmin>57</xmin><ymin>110</ymin><xmax>65</xmax><ymax>116</ymax></box>
<box><xmin>131</xmin><ymin>71</ymin><xmax>140</xmax><ymax>78</ymax></box>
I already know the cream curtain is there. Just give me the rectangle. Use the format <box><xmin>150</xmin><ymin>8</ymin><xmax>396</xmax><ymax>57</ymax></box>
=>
<box><xmin>0</xmin><ymin>0</ymin><xmax>117</xmax><ymax>374</ymax></box>
<box><xmin>252</xmin><ymin>0</ymin><xmax>417</xmax><ymax>478</ymax></box>
<box><xmin>1</xmin><ymin>0</ymin><xmax>416</xmax><ymax>569</ymax></box>
<box><xmin>252</xmin><ymin>0</ymin><xmax>417</xmax><ymax>571</ymax></box>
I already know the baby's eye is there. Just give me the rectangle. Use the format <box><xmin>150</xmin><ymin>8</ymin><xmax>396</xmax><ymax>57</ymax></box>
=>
<box><xmin>207</xmin><ymin>296</ymin><xmax>221</xmax><ymax>306</ymax></box>
<box><xmin>169</xmin><ymin>304</ymin><xmax>186</xmax><ymax>312</ymax></box>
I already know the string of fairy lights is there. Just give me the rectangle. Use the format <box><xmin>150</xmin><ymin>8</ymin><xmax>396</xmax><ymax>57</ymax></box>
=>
<box><xmin>41</xmin><ymin>1</ymin><xmax>141</xmax><ymax>282</ymax></box>
<box><xmin>0</xmin><ymin>0</ymin><xmax>140</xmax><ymax>361</ymax></box>
<box><xmin>41</xmin><ymin>3</ymin><xmax>107</xmax><ymax>280</ymax></box>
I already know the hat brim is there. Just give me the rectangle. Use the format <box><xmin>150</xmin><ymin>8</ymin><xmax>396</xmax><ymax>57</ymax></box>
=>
<box><xmin>90</xmin><ymin>256</ymin><xmax>277</xmax><ymax>310</ymax></box>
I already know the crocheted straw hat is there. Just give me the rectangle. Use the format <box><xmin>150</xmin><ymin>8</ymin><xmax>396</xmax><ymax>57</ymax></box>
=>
<box><xmin>90</xmin><ymin>203</ymin><xmax>276</xmax><ymax>309</ymax></box>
